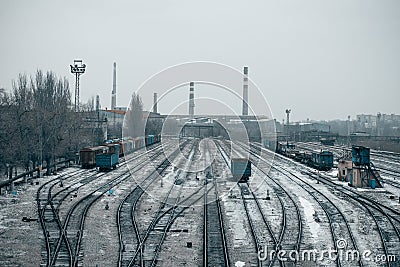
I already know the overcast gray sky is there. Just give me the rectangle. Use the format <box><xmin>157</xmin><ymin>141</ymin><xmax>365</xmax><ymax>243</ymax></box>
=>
<box><xmin>1</xmin><ymin>0</ymin><xmax>399</xmax><ymax>121</ymax></box>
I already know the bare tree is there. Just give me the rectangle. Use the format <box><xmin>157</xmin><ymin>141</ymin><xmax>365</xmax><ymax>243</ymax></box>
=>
<box><xmin>0</xmin><ymin>88</ymin><xmax>14</xmax><ymax>176</ymax></box>
<box><xmin>1</xmin><ymin>70</ymin><xmax>106</xmax><ymax>176</ymax></box>
<box><xmin>81</xmin><ymin>96</ymin><xmax>95</xmax><ymax>112</ymax></box>
<box><xmin>124</xmin><ymin>93</ymin><xmax>144</xmax><ymax>138</ymax></box>
<box><xmin>32</xmin><ymin>71</ymin><xmax>72</xmax><ymax>174</ymax></box>
<box><xmin>12</xmin><ymin>74</ymin><xmax>34</xmax><ymax>172</ymax></box>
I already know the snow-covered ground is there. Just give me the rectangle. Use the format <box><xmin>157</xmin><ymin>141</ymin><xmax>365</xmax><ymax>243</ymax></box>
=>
<box><xmin>1</xmin><ymin>139</ymin><xmax>400</xmax><ymax>266</ymax></box>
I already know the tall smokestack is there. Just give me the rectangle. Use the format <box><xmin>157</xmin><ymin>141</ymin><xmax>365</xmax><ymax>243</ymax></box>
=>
<box><xmin>242</xmin><ymin>66</ymin><xmax>248</xmax><ymax>116</ymax></box>
<box><xmin>153</xmin><ymin>92</ymin><xmax>158</xmax><ymax>113</ymax></box>
<box><xmin>111</xmin><ymin>62</ymin><xmax>117</xmax><ymax>110</ymax></box>
<box><xmin>189</xmin><ymin>82</ymin><xmax>195</xmax><ymax>118</ymax></box>
<box><xmin>96</xmin><ymin>95</ymin><xmax>100</xmax><ymax>111</ymax></box>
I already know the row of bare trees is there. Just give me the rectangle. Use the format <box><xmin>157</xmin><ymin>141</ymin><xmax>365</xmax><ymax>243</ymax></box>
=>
<box><xmin>0</xmin><ymin>71</ymin><xmax>85</xmax><ymax>176</ymax></box>
<box><xmin>0</xmin><ymin>71</ymin><xmax>163</xmax><ymax>179</ymax></box>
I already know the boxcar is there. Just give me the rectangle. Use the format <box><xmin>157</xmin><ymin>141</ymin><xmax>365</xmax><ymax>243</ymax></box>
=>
<box><xmin>119</xmin><ymin>140</ymin><xmax>128</xmax><ymax>157</ymax></box>
<box><xmin>96</xmin><ymin>153</ymin><xmax>119</xmax><ymax>171</ymax></box>
<box><xmin>231</xmin><ymin>158</ymin><xmax>251</xmax><ymax>182</ymax></box>
<box><xmin>311</xmin><ymin>151</ymin><xmax>333</xmax><ymax>171</ymax></box>
<box><xmin>96</xmin><ymin>144</ymin><xmax>120</xmax><ymax>171</ymax></box>
<box><xmin>294</xmin><ymin>150</ymin><xmax>310</xmax><ymax>164</ymax></box>
<box><xmin>107</xmin><ymin>143</ymin><xmax>120</xmax><ymax>156</ymax></box>
<box><xmin>80</xmin><ymin>146</ymin><xmax>108</xmax><ymax>168</ymax></box>
<box><xmin>129</xmin><ymin>139</ymin><xmax>135</xmax><ymax>154</ymax></box>
<box><xmin>145</xmin><ymin>135</ymin><xmax>155</xmax><ymax>146</ymax></box>
<box><xmin>113</xmin><ymin>140</ymin><xmax>131</xmax><ymax>157</ymax></box>
<box><xmin>133</xmin><ymin>137</ymin><xmax>142</xmax><ymax>150</ymax></box>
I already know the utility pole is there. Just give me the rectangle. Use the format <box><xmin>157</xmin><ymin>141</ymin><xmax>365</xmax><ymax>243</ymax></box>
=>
<box><xmin>70</xmin><ymin>60</ymin><xmax>86</xmax><ymax>112</ymax></box>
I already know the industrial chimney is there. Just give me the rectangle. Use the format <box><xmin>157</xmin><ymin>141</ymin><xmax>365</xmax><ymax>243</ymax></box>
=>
<box><xmin>286</xmin><ymin>109</ymin><xmax>291</xmax><ymax>142</ymax></box>
<box><xmin>189</xmin><ymin>82</ymin><xmax>195</xmax><ymax>119</ymax></box>
<box><xmin>242</xmin><ymin>66</ymin><xmax>248</xmax><ymax>116</ymax></box>
<box><xmin>111</xmin><ymin>62</ymin><xmax>117</xmax><ymax>110</ymax></box>
<box><xmin>96</xmin><ymin>95</ymin><xmax>100</xmax><ymax>111</ymax></box>
<box><xmin>153</xmin><ymin>92</ymin><xmax>158</xmax><ymax>113</ymax></box>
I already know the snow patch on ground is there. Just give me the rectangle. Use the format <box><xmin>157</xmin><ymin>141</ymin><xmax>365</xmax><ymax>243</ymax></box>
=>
<box><xmin>235</xmin><ymin>261</ymin><xmax>246</xmax><ymax>267</ymax></box>
<box><xmin>298</xmin><ymin>196</ymin><xmax>320</xmax><ymax>239</ymax></box>
<box><xmin>326</xmin><ymin>169</ymin><xmax>338</xmax><ymax>177</ymax></box>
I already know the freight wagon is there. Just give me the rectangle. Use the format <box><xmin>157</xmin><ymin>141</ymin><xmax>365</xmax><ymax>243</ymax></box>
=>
<box><xmin>133</xmin><ymin>136</ymin><xmax>145</xmax><ymax>150</ymax></box>
<box><xmin>275</xmin><ymin>142</ymin><xmax>298</xmax><ymax>158</ymax></box>
<box><xmin>264</xmin><ymin>141</ymin><xmax>333</xmax><ymax>171</ymax></box>
<box><xmin>80</xmin><ymin>146</ymin><xmax>108</xmax><ymax>168</ymax></box>
<box><xmin>310</xmin><ymin>150</ymin><xmax>333</xmax><ymax>171</ymax></box>
<box><xmin>145</xmin><ymin>135</ymin><xmax>154</xmax><ymax>146</ymax></box>
<box><xmin>96</xmin><ymin>143</ymin><xmax>120</xmax><ymax>171</ymax></box>
<box><xmin>231</xmin><ymin>158</ymin><xmax>251</xmax><ymax>183</ymax></box>
<box><xmin>80</xmin><ymin>135</ymin><xmax>161</xmax><ymax>169</ymax></box>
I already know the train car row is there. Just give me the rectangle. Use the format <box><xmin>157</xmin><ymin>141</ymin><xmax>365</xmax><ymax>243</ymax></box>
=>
<box><xmin>265</xmin><ymin>141</ymin><xmax>334</xmax><ymax>171</ymax></box>
<box><xmin>79</xmin><ymin>134</ymin><xmax>161</xmax><ymax>171</ymax></box>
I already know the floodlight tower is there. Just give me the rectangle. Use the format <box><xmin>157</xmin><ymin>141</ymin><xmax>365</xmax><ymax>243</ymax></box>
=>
<box><xmin>70</xmin><ymin>60</ymin><xmax>86</xmax><ymax>112</ymax></box>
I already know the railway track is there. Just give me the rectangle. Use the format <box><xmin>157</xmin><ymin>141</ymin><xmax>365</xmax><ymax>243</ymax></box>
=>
<box><xmin>245</xmin><ymin>147</ymin><xmax>303</xmax><ymax>267</ymax></box>
<box><xmin>37</xmin><ymin>168</ymin><xmax>91</xmax><ymax>267</ymax></box>
<box><xmin>258</xmin><ymin>142</ymin><xmax>400</xmax><ymax>215</ymax></box>
<box><xmin>34</xmin><ymin>138</ymin><xmax>399</xmax><ymax>266</ymax></box>
<box><xmin>240</xmin><ymin>182</ymin><xmax>279</xmax><ymax>267</ymax></box>
<box><xmin>272</xmin><ymin>164</ymin><xmax>361</xmax><ymax>267</ymax></box>
<box><xmin>117</xmin><ymin>141</ymin><xmax>186</xmax><ymax>267</ymax></box>
<box><xmin>217</xmin><ymin>141</ymin><xmax>281</xmax><ymax>267</ymax></box>
<box><xmin>244</xmin><ymin>142</ymin><xmax>362</xmax><ymax>267</ymax></box>
<box><xmin>203</xmin><ymin>140</ymin><xmax>229</xmax><ymax>267</ymax></box>
<box><xmin>55</xmin><ymin>171</ymin><xmax>132</xmax><ymax>266</ymax></box>
<box><xmin>129</xmin><ymin>139</ymin><xmax>198</xmax><ymax>267</ymax></box>
<box><xmin>40</xmin><ymin>169</ymin><xmax>118</xmax><ymax>267</ymax></box>
<box><xmin>38</xmin><ymin>141</ymin><xmax>168</xmax><ymax>266</ymax></box>
<box><xmin>350</xmin><ymin>196</ymin><xmax>400</xmax><ymax>267</ymax></box>
<box><xmin>123</xmin><ymin>139</ymin><xmax>219</xmax><ymax>266</ymax></box>
<box><xmin>296</xmin><ymin>142</ymin><xmax>400</xmax><ymax>176</ymax></box>
<box><xmin>316</xmin><ymin>171</ymin><xmax>400</xmax><ymax>266</ymax></box>
<box><xmin>219</xmin><ymin>140</ymin><xmax>303</xmax><ymax>266</ymax></box>
<box><xmin>254</xmin><ymin>142</ymin><xmax>400</xmax><ymax>266</ymax></box>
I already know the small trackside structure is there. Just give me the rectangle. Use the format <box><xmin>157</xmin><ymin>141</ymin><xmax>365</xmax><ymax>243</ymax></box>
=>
<box><xmin>231</xmin><ymin>158</ymin><xmax>251</xmax><ymax>183</ymax></box>
<box><xmin>338</xmin><ymin>145</ymin><xmax>382</xmax><ymax>188</ymax></box>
